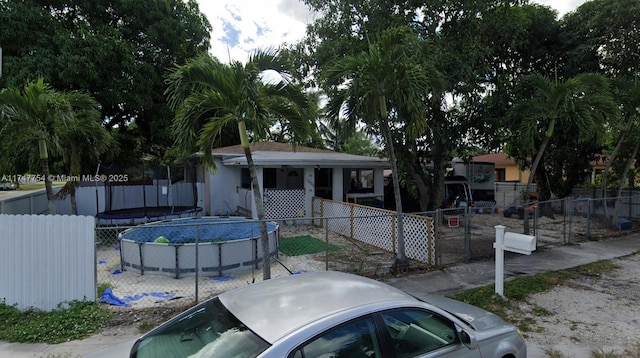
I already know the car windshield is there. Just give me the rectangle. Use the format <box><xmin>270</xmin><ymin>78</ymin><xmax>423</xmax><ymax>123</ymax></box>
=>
<box><xmin>131</xmin><ymin>297</ymin><xmax>270</xmax><ymax>358</ymax></box>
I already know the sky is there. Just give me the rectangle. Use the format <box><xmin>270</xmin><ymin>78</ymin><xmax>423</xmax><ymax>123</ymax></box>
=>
<box><xmin>196</xmin><ymin>0</ymin><xmax>588</xmax><ymax>63</ymax></box>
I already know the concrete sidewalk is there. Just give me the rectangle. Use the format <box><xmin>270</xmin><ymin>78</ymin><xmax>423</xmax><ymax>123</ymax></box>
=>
<box><xmin>2</xmin><ymin>235</ymin><xmax>639</xmax><ymax>357</ymax></box>
<box><xmin>387</xmin><ymin>234</ymin><xmax>640</xmax><ymax>296</ymax></box>
<box><xmin>0</xmin><ymin>327</ymin><xmax>139</xmax><ymax>358</ymax></box>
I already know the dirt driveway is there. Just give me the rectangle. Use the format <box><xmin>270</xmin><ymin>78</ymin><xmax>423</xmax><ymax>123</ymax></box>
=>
<box><xmin>524</xmin><ymin>253</ymin><xmax>640</xmax><ymax>357</ymax></box>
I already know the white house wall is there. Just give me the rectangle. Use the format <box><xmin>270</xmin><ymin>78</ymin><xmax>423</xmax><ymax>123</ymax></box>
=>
<box><xmin>374</xmin><ymin>168</ymin><xmax>384</xmax><ymax>194</ymax></box>
<box><xmin>303</xmin><ymin>167</ymin><xmax>314</xmax><ymax>218</ymax></box>
<box><xmin>248</xmin><ymin>167</ymin><xmax>264</xmax><ymax>219</ymax></box>
<box><xmin>208</xmin><ymin>159</ymin><xmax>242</xmax><ymax>215</ymax></box>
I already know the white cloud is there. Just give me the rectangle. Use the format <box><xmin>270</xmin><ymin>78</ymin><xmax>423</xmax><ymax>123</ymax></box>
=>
<box><xmin>196</xmin><ymin>0</ymin><xmax>315</xmax><ymax>63</ymax></box>
<box><xmin>196</xmin><ymin>0</ymin><xmax>587</xmax><ymax>63</ymax></box>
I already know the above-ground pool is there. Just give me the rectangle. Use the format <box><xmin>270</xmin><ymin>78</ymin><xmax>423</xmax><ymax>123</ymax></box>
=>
<box><xmin>119</xmin><ymin>217</ymin><xmax>279</xmax><ymax>278</ymax></box>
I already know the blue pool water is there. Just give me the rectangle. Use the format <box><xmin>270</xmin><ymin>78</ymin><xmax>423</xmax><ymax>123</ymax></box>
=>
<box><xmin>120</xmin><ymin>217</ymin><xmax>279</xmax><ymax>244</ymax></box>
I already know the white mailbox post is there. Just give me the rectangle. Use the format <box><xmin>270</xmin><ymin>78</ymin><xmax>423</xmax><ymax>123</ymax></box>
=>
<box><xmin>494</xmin><ymin>225</ymin><xmax>536</xmax><ymax>297</ymax></box>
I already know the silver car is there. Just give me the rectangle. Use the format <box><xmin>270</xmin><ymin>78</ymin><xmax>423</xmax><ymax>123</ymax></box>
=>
<box><xmin>88</xmin><ymin>271</ymin><xmax>526</xmax><ymax>358</ymax></box>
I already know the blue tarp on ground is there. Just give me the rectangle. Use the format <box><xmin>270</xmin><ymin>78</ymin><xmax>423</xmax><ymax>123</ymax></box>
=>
<box><xmin>99</xmin><ymin>288</ymin><xmax>178</xmax><ymax>307</ymax></box>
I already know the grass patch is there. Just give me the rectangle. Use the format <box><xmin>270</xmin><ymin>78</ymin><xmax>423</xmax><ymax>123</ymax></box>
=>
<box><xmin>279</xmin><ymin>235</ymin><xmax>340</xmax><ymax>256</ymax></box>
<box><xmin>0</xmin><ymin>301</ymin><xmax>109</xmax><ymax>344</ymax></box>
<box><xmin>18</xmin><ymin>182</ymin><xmax>65</xmax><ymax>191</ymax></box>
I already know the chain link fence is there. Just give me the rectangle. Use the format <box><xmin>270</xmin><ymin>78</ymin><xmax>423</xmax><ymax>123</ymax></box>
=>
<box><xmin>95</xmin><ymin>214</ymin><xmax>433</xmax><ymax>309</ymax></box>
<box><xmin>429</xmin><ymin>194</ymin><xmax>640</xmax><ymax>266</ymax></box>
<box><xmin>94</xmin><ymin>195</ymin><xmax>639</xmax><ymax>310</ymax></box>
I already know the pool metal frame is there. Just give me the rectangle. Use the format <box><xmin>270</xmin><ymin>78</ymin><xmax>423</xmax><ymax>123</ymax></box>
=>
<box><xmin>119</xmin><ymin>217</ymin><xmax>279</xmax><ymax>279</ymax></box>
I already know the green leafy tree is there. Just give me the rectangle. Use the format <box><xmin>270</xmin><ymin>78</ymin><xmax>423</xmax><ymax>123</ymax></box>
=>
<box><xmin>56</xmin><ymin>92</ymin><xmax>117</xmax><ymax>214</ymax></box>
<box><xmin>560</xmin><ymin>0</ymin><xmax>640</xmax><ymax>78</ymax></box>
<box><xmin>0</xmin><ymin>0</ymin><xmax>211</xmax><ymax>163</ymax></box>
<box><xmin>560</xmin><ymin>0</ymin><xmax>640</xmax><ymax>214</ymax></box>
<box><xmin>165</xmin><ymin>51</ymin><xmax>311</xmax><ymax>280</ymax></box>
<box><xmin>300</xmin><ymin>0</ymin><xmax>562</xmax><ymax>211</ymax></box>
<box><xmin>324</xmin><ymin>27</ymin><xmax>441</xmax><ymax>266</ymax></box>
<box><xmin>507</xmin><ymin>73</ymin><xmax>619</xmax><ymax>201</ymax></box>
<box><xmin>0</xmin><ymin>78</ymin><xmax>105</xmax><ymax>214</ymax></box>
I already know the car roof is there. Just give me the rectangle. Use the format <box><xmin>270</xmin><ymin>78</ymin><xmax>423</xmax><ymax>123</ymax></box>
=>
<box><xmin>218</xmin><ymin>271</ymin><xmax>416</xmax><ymax>343</ymax></box>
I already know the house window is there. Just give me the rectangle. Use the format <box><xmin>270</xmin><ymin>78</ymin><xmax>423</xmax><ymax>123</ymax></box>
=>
<box><xmin>264</xmin><ymin>168</ymin><xmax>277</xmax><ymax>189</ymax></box>
<box><xmin>349</xmin><ymin>169</ymin><xmax>374</xmax><ymax>193</ymax></box>
<box><xmin>495</xmin><ymin>168</ymin><xmax>506</xmax><ymax>182</ymax></box>
<box><xmin>241</xmin><ymin>168</ymin><xmax>251</xmax><ymax>189</ymax></box>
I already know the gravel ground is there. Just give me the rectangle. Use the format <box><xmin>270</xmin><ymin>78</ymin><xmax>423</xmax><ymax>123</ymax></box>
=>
<box><xmin>523</xmin><ymin>253</ymin><xmax>640</xmax><ymax>357</ymax></box>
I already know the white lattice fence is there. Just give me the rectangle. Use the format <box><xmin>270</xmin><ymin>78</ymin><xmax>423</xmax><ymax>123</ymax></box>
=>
<box><xmin>264</xmin><ymin>189</ymin><xmax>305</xmax><ymax>219</ymax></box>
<box><xmin>311</xmin><ymin>198</ymin><xmax>436</xmax><ymax>265</ymax></box>
<box><xmin>403</xmin><ymin>214</ymin><xmax>436</xmax><ymax>264</ymax></box>
<box><xmin>352</xmin><ymin>205</ymin><xmax>394</xmax><ymax>252</ymax></box>
<box><xmin>317</xmin><ymin>199</ymin><xmax>353</xmax><ymax>236</ymax></box>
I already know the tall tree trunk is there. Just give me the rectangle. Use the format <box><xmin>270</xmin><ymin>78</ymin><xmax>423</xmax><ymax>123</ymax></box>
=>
<box><xmin>525</xmin><ymin>127</ymin><xmax>553</xmax><ymax>200</ymax></box>
<box><xmin>613</xmin><ymin>139</ymin><xmax>640</xmax><ymax>226</ymax></box>
<box><xmin>602</xmin><ymin>120</ymin><xmax>633</xmax><ymax>221</ymax></box>
<box><xmin>431</xmin><ymin>141</ymin><xmax>447</xmax><ymax>210</ymax></box>
<box><xmin>39</xmin><ymin>139</ymin><xmax>56</xmax><ymax>215</ymax></box>
<box><xmin>238</xmin><ymin>120</ymin><xmax>271</xmax><ymax>280</ymax></box>
<box><xmin>406</xmin><ymin>159</ymin><xmax>429</xmax><ymax>211</ymax></box>
<box><xmin>524</xmin><ymin>120</ymin><xmax>554</xmax><ymax>234</ymax></box>
<box><xmin>70</xmin><ymin>183</ymin><xmax>78</xmax><ymax>215</ymax></box>
<box><xmin>378</xmin><ymin>95</ymin><xmax>408</xmax><ymax>267</ymax></box>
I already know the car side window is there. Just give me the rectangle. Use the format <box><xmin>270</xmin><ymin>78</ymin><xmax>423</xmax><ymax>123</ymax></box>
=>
<box><xmin>380</xmin><ymin>309</ymin><xmax>457</xmax><ymax>357</ymax></box>
<box><xmin>292</xmin><ymin>316</ymin><xmax>381</xmax><ymax>358</ymax></box>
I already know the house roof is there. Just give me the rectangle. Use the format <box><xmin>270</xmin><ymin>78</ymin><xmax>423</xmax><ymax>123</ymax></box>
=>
<box><xmin>209</xmin><ymin>142</ymin><xmax>390</xmax><ymax>168</ymax></box>
<box><xmin>212</xmin><ymin>142</ymin><xmax>332</xmax><ymax>154</ymax></box>
<box><xmin>473</xmin><ymin>152</ymin><xmax>516</xmax><ymax>166</ymax></box>
<box><xmin>473</xmin><ymin>152</ymin><xmax>610</xmax><ymax>168</ymax></box>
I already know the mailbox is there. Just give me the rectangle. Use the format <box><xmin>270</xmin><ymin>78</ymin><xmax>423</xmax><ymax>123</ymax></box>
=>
<box><xmin>503</xmin><ymin>232</ymin><xmax>536</xmax><ymax>255</ymax></box>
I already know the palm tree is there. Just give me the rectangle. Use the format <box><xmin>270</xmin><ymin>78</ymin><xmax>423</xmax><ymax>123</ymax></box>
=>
<box><xmin>511</xmin><ymin>73</ymin><xmax>619</xmax><ymax>201</ymax></box>
<box><xmin>165</xmin><ymin>50</ymin><xmax>310</xmax><ymax>280</ymax></box>
<box><xmin>56</xmin><ymin>92</ymin><xmax>115</xmax><ymax>214</ymax></box>
<box><xmin>323</xmin><ymin>26</ymin><xmax>442</xmax><ymax>267</ymax></box>
<box><xmin>0</xmin><ymin>78</ymin><xmax>82</xmax><ymax>214</ymax></box>
<box><xmin>607</xmin><ymin>79</ymin><xmax>640</xmax><ymax>224</ymax></box>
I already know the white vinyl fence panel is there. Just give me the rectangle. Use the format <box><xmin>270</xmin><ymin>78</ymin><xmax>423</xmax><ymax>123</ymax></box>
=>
<box><xmin>0</xmin><ymin>190</ymin><xmax>49</xmax><ymax>214</ymax></box>
<box><xmin>0</xmin><ymin>214</ymin><xmax>95</xmax><ymax>311</ymax></box>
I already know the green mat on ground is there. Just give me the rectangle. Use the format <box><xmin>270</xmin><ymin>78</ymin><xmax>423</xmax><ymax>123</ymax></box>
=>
<box><xmin>279</xmin><ymin>235</ymin><xmax>340</xmax><ymax>256</ymax></box>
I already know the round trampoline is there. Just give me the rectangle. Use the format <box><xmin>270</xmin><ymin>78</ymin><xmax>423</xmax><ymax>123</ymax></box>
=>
<box><xmin>96</xmin><ymin>206</ymin><xmax>203</xmax><ymax>226</ymax></box>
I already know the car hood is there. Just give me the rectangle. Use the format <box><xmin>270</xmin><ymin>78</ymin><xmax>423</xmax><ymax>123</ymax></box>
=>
<box><xmin>410</xmin><ymin>292</ymin><xmax>509</xmax><ymax>331</ymax></box>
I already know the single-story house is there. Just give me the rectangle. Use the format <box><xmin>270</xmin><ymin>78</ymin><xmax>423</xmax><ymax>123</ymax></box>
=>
<box><xmin>185</xmin><ymin>142</ymin><xmax>391</xmax><ymax>219</ymax></box>
<box><xmin>473</xmin><ymin>153</ymin><xmax>529</xmax><ymax>183</ymax></box>
<box><xmin>473</xmin><ymin>152</ymin><xmax>609</xmax><ymax>184</ymax></box>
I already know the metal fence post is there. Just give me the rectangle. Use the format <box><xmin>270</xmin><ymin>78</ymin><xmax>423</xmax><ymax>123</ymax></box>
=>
<box><xmin>195</xmin><ymin>223</ymin><xmax>199</xmax><ymax>303</ymax></box>
<box><xmin>464</xmin><ymin>206</ymin><xmax>471</xmax><ymax>262</ymax></box>
<box><xmin>569</xmin><ymin>197</ymin><xmax>574</xmax><ymax>244</ymax></box>
<box><xmin>435</xmin><ymin>209</ymin><xmax>441</xmax><ymax>267</ymax></box>
<box><xmin>325</xmin><ymin>217</ymin><xmax>329</xmax><ymax>271</ymax></box>
<box><xmin>533</xmin><ymin>201</ymin><xmax>538</xmax><ymax>238</ymax></box>
<box><xmin>587</xmin><ymin>198</ymin><xmax>592</xmax><ymax>239</ymax></box>
<box><xmin>523</xmin><ymin>205</ymin><xmax>530</xmax><ymax>235</ymax></box>
<box><xmin>563</xmin><ymin>197</ymin><xmax>568</xmax><ymax>244</ymax></box>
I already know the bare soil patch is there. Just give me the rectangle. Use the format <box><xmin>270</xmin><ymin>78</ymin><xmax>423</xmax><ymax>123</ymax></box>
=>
<box><xmin>521</xmin><ymin>253</ymin><xmax>640</xmax><ymax>357</ymax></box>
